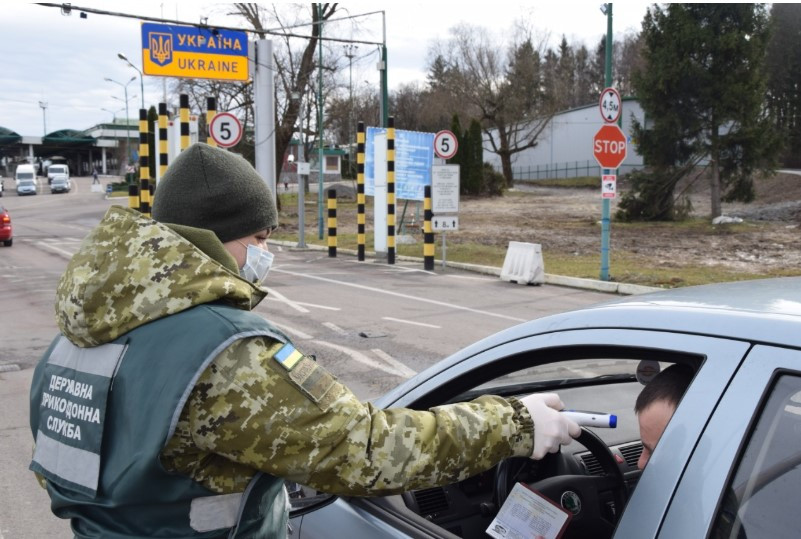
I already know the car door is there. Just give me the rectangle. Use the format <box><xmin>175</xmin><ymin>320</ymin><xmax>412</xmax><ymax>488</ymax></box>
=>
<box><xmin>294</xmin><ymin>328</ymin><xmax>750</xmax><ymax>539</ymax></box>
<box><xmin>656</xmin><ymin>345</ymin><xmax>801</xmax><ymax>537</ymax></box>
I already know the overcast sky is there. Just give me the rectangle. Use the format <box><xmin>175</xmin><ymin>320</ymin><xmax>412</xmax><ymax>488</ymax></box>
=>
<box><xmin>0</xmin><ymin>2</ymin><xmax>651</xmax><ymax>136</ymax></box>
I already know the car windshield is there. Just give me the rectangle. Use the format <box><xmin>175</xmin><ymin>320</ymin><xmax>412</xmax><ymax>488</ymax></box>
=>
<box><xmin>19</xmin><ymin>180</ymin><xmax>35</xmax><ymax>186</ymax></box>
<box><xmin>17</xmin><ymin>172</ymin><xmax>34</xmax><ymax>180</ymax></box>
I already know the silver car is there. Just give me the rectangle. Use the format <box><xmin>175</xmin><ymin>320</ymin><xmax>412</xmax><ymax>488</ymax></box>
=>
<box><xmin>289</xmin><ymin>277</ymin><xmax>801</xmax><ymax>538</ymax></box>
<box><xmin>16</xmin><ymin>178</ymin><xmax>37</xmax><ymax>196</ymax></box>
<box><xmin>49</xmin><ymin>174</ymin><xmax>71</xmax><ymax>194</ymax></box>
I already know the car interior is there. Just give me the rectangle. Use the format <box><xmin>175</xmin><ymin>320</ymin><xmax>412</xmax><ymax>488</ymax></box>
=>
<box><xmin>291</xmin><ymin>346</ymin><xmax>702</xmax><ymax>539</ymax></box>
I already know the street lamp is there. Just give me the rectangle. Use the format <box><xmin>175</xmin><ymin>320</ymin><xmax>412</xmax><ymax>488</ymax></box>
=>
<box><xmin>100</xmin><ymin>107</ymin><xmax>124</xmax><ymax>122</ymax></box>
<box><xmin>105</xmin><ymin>75</ymin><xmax>136</xmax><ymax>164</ymax></box>
<box><xmin>344</xmin><ymin>44</ymin><xmax>358</xmax><ymax>178</ymax></box>
<box><xmin>118</xmin><ymin>52</ymin><xmax>145</xmax><ymax>110</ymax></box>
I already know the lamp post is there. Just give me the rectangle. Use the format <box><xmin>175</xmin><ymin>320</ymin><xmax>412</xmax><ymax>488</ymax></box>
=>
<box><xmin>118</xmin><ymin>53</ymin><xmax>145</xmax><ymax>110</ymax></box>
<box><xmin>105</xmin><ymin>75</ymin><xmax>136</xmax><ymax>164</ymax></box>
<box><xmin>38</xmin><ymin>101</ymin><xmax>48</xmax><ymax>136</ymax></box>
<box><xmin>291</xmin><ymin>91</ymin><xmax>306</xmax><ymax>248</ymax></box>
<box><xmin>344</xmin><ymin>44</ymin><xmax>358</xmax><ymax>179</ymax></box>
<box><xmin>101</xmin><ymin>107</ymin><xmax>124</xmax><ymax>122</ymax></box>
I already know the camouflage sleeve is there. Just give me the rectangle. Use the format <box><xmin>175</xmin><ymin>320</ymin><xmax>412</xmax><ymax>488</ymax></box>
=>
<box><xmin>185</xmin><ymin>337</ymin><xmax>534</xmax><ymax>496</ymax></box>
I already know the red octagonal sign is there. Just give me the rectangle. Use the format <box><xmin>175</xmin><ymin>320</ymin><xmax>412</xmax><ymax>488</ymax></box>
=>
<box><xmin>593</xmin><ymin>124</ymin><xmax>627</xmax><ymax>169</ymax></box>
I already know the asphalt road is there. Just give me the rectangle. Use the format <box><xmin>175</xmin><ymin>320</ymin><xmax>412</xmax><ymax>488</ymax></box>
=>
<box><xmin>0</xmin><ymin>174</ymin><xmax>614</xmax><ymax>537</ymax></box>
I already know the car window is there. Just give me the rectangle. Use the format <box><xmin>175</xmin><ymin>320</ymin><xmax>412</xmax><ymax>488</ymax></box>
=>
<box><xmin>710</xmin><ymin>374</ymin><xmax>801</xmax><ymax>538</ymax></box>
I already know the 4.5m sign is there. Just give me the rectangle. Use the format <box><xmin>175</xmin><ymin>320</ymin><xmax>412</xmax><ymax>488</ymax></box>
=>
<box><xmin>141</xmin><ymin>23</ymin><xmax>249</xmax><ymax>82</ymax></box>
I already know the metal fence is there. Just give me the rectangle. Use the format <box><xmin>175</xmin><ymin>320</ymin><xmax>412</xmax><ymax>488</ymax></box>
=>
<box><xmin>512</xmin><ymin>160</ymin><xmax>643</xmax><ymax>180</ymax></box>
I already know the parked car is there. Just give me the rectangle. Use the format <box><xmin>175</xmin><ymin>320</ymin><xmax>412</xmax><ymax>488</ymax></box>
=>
<box><xmin>289</xmin><ymin>277</ymin><xmax>801</xmax><ymax>538</ymax></box>
<box><xmin>49</xmin><ymin>174</ymin><xmax>71</xmax><ymax>194</ymax></box>
<box><xmin>0</xmin><ymin>206</ymin><xmax>12</xmax><ymax>246</ymax></box>
<box><xmin>16</xmin><ymin>179</ymin><xmax>37</xmax><ymax>196</ymax></box>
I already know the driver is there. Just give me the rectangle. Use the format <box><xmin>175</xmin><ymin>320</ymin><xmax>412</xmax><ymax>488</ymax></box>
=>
<box><xmin>635</xmin><ymin>363</ymin><xmax>695</xmax><ymax>469</ymax></box>
<box><xmin>29</xmin><ymin>143</ymin><xmax>581</xmax><ymax>538</ymax></box>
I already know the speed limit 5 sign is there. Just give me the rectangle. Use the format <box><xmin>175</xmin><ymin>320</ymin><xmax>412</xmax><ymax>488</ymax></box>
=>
<box><xmin>434</xmin><ymin>130</ymin><xmax>458</xmax><ymax>160</ymax></box>
<box><xmin>209</xmin><ymin>112</ymin><xmax>243</xmax><ymax>148</ymax></box>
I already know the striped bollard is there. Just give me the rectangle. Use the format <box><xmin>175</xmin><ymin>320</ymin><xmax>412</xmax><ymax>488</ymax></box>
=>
<box><xmin>357</xmin><ymin>121</ymin><xmax>365</xmax><ymax>261</ymax></box>
<box><xmin>138</xmin><ymin>109</ymin><xmax>151</xmax><ymax>217</ymax></box>
<box><xmin>387</xmin><ymin>116</ymin><xmax>395</xmax><ymax>264</ymax></box>
<box><xmin>158</xmin><ymin>103</ymin><xmax>169</xmax><ymax>184</ymax></box>
<box><xmin>179</xmin><ymin>94</ymin><xmax>190</xmax><ymax>151</ymax></box>
<box><xmin>206</xmin><ymin>97</ymin><xmax>217</xmax><ymax>148</ymax></box>
<box><xmin>424</xmin><ymin>185</ymin><xmax>434</xmax><ymax>271</ymax></box>
<box><xmin>327</xmin><ymin>189</ymin><xmax>337</xmax><ymax>257</ymax></box>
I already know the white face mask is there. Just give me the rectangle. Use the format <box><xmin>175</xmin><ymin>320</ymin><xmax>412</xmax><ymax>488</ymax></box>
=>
<box><xmin>239</xmin><ymin>243</ymin><xmax>274</xmax><ymax>284</ymax></box>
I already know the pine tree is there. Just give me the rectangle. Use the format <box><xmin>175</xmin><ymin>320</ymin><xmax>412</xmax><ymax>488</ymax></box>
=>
<box><xmin>622</xmin><ymin>4</ymin><xmax>780</xmax><ymax>220</ymax></box>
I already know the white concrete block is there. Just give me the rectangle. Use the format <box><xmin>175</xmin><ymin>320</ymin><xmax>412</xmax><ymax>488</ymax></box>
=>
<box><xmin>500</xmin><ymin>241</ymin><xmax>545</xmax><ymax>285</ymax></box>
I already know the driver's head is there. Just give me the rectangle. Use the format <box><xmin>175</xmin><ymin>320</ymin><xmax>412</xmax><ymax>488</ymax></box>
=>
<box><xmin>634</xmin><ymin>364</ymin><xmax>694</xmax><ymax>470</ymax></box>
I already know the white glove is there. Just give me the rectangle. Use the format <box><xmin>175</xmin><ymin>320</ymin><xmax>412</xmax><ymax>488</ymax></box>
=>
<box><xmin>520</xmin><ymin>393</ymin><xmax>581</xmax><ymax>459</ymax></box>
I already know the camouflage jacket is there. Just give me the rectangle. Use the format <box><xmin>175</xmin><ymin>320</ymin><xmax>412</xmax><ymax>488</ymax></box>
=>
<box><xmin>55</xmin><ymin>206</ymin><xmax>534</xmax><ymax>496</ymax></box>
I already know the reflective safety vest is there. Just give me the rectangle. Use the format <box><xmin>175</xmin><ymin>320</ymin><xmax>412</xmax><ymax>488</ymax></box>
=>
<box><xmin>30</xmin><ymin>304</ymin><xmax>291</xmax><ymax>538</ymax></box>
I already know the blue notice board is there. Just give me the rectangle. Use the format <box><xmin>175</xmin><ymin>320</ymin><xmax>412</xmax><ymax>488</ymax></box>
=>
<box><xmin>365</xmin><ymin>128</ymin><xmax>434</xmax><ymax>201</ymax></box>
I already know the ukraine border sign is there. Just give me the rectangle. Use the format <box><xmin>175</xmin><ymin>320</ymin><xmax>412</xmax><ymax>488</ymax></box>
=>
<box><xmin>141</xmin><ymin>23</ymin><xmax>249</xmax><ymax>81</ymax></box>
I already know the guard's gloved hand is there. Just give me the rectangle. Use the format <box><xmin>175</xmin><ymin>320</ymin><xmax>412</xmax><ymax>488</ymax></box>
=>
<box><xmin>520</xmin><ymin>393</ymin><xmax>581</xmax><ymax>459</ymax></box>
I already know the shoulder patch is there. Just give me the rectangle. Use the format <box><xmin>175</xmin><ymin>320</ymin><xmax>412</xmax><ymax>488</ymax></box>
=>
<box><xmin>288</xmin><ymin>356</ymin><xmax>339</xmax><ymax>407</ymax></box>
<box><xmin>274</xmin><ymin>343</ymin><xmax>304</xmax><ymax>371</ymax></box>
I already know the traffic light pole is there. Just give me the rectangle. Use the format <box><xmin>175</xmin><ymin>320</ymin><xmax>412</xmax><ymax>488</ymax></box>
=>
<box><xmin>600</xmin><ymin>3</ymin><xmax>613</xmax><ymax>282</ymax></box>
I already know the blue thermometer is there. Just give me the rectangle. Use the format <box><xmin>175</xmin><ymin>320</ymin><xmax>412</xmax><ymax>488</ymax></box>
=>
<box><xmin>561</xmin><ymin>410</ymin><xmax>617</xmax><ymax>428</ymax></box>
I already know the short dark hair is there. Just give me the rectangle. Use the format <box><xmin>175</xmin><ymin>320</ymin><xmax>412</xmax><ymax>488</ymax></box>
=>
<box><xmin>635</xmin><ymin>363</ymin><xmax>695</xmax><ymax>414</ymax></box>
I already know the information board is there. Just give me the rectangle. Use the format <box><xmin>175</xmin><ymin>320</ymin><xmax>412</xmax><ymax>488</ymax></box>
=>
<box><xmin>365</xmin><ymin>128</ymin><xmax>434</xmax><ymax>201</ymax></box>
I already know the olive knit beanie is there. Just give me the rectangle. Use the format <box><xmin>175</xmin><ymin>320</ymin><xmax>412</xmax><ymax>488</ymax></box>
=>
<box><xmin>152</xmin><ymin>143</ymin><xmax>277</xmax><ymax>242</ymax></box>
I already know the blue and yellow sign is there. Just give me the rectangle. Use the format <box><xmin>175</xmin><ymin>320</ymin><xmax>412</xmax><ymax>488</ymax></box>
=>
<box><xmin>141</xmin><ymin>23</ymin><xmax>249</xmax><ymax>82</ymax></box>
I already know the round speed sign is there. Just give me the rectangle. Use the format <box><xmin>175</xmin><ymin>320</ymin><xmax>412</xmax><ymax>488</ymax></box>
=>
<box><xmin>434</xmin><ymin>130</ymin><xmax>458</xmax><ymax>160</ymax></box>
<box><xmin>209</xmin><ymin>112</ymin><xmax>243</xmax><ymax>148</ymax></box>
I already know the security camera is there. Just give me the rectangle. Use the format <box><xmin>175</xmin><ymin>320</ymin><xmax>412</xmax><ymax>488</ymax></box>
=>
<box><xmin>287</xmin><ymin>154</ymin><xmax>295</xmax><ymax>163</ymax></box>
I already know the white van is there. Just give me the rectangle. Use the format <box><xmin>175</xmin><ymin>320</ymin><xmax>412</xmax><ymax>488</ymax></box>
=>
<box><xmin>47</xmin><ymin>164</ymin><xmax>69</xmax><ymax>185</ymax></box>
<box><xmin>15</xmin><ymin>164</ymin><xmax>37</xmax><ymax>187</ymax></box>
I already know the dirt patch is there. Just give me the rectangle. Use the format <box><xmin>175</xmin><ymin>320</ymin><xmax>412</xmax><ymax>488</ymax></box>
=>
<box><xmin>455</xmin><ymin>172</ymin><xmax>801</xmax><ymax>278</ymax></box>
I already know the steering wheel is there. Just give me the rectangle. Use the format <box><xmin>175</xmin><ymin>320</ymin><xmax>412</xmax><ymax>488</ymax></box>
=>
<box><xmin>494</xmin><ymin>428</ymin><xmax>626</xmax><ymax>539</ymax></box>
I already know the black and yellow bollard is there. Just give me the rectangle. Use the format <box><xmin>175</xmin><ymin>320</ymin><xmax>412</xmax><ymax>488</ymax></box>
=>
<box><xmin>138</xmin><ymin>109</ymin><xmax>151</xmax><ymax>217</ymax></box>
<box><xmin>128</xmin><ymin>183</ymin><xmax>140</xmax><ymax>212</ymax></box>
<box><xmin>180</xmin><ymin>94</ymin><xmax>190</xmax><ymax>151</ymax></box>
<box><xmin>357</xmin><ymin>122</ymin><xmax>366</xmax><ymax>262</ymax></box>
<box><xmin>158</xmin><ymin>103</ymin><xmax>169</xmax><ymax>183</ymax></box>
<box><xmin>206</xmin><ymin>97</ymin><xmax>217</xmax><ymax>148</ymax></box>
<box><xmin>387</xmin><ymin>116</ymin><xmax>396</xmax><ymax>265</ymax></box>
<box><xmin>424</xmin><ymin>185</ymin><xmax>435</xmax><ymax>271</ymax></box>
<box><xmin>327</xmin><ymin>189</ymin><xmax>337</xmax><ymax>257</ymax></box>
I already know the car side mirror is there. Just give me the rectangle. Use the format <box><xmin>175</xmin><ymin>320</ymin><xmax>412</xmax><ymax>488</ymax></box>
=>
<box><xmin>286</xmin><ymin>481</ymin><xmax>336</xmax><ymax>518</ymax></box>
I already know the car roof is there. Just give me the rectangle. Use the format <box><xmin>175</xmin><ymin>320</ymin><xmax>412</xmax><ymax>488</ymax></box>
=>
<box><xmin>380</xmin><ymin>277</ymin><xmax>801</xmax><ymax>405</ymax></box>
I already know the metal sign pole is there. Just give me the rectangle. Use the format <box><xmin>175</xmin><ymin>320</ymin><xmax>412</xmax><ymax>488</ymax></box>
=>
<box><xmin>441</xmin><ymin>231</ymin><xmax>447</xmax><ymax>269</ymax></box>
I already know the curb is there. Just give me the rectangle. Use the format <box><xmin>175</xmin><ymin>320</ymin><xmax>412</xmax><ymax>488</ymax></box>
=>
<box><xmin>269</xmin><ymin>240</ymin><xmax>662</xmax><ymax>296</ymax></box>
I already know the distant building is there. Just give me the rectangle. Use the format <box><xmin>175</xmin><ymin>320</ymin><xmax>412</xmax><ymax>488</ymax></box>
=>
<box><xmin>483</xmin><ymin>97</ymin><xmax>646</xmax><ymax>180</ymax></box>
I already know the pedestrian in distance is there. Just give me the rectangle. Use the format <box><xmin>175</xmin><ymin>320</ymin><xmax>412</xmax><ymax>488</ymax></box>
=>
<box><xmin>29</xmin><ymin>142</ymin><xmax>580</xmax><ymax>538</ymax></box>
<box><xmin>92</xmin><ymin>167</ymin><xmax>99</xmax><ymax>184</ymax></box>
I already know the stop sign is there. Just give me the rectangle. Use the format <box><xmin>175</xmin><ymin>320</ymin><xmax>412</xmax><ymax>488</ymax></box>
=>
<box><xmin>593</xmin><ymin>124</ymin><xmax>627</xmax><ymax>169</ymax></box>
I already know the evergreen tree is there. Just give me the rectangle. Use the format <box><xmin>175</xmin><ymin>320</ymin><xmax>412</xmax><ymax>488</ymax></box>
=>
<box><xmin>766</xmin><ymin>3</ymin><xmax>801</xmax><ymax>167</ymax></box>
<box><xmin>623</xmin><ymin>4</ymin><xmax>780</xmax><ymax>220</ymax></box>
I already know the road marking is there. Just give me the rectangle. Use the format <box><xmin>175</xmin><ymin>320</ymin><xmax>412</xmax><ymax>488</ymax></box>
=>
<box><xmin>289</xmin><ymin>300</ymin><xmax>341</xmax><ymax>311</ymax></box>
<box><xmin>382</xmin><ymin>317</ymin><xmax>441</xmax><ymax>329</ymax></box>
<box><xmin>269</xmin><ymin>321</ymin><xmax>314</xmax><ymax>341</ymax></box>
<box><xmin>312</xmin><ymin>340</ymin><xmax>413</xmax><ymax>379</ymax></box>
<box><xmin>263</xmin><ymin>287</ymin><xmax>309</xmax><ymax>313</ymax></box>
<box><xmin>36</xmin><ymin>241</ymin><xmax>75</xmax><ymax>259</ymax></box>
<box><xmin>271</xmin><ymin>268</ymin><xmax>526</xmax><ymax>323</ymax></box>
<box><xmin>371</xmin><ymin>348</ymin><xmax>418</xmax><ymax>378</ymax></box>
<box><xmin>323</xmin><ymin>322</ymin><xmax>347</xmax><ymax>335</ymax></box>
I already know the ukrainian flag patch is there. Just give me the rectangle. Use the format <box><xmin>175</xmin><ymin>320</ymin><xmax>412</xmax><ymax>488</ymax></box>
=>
<box><xmin>274</xmin><ymin>343</ymin><xmax>304</xmax><ymax>371</ymax></box>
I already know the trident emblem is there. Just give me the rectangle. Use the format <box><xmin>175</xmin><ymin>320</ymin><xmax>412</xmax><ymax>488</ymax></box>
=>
<box><xmin>149</xmin><ymin>32</ymin><xmax>173</xmax><ymax>66</ymax></box>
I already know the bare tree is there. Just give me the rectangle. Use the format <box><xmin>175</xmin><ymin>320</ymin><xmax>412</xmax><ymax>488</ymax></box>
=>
<box><xmin>433</xmin><ymin>24</ymin><xmax>557</xmax><ymax>186</ymax></box>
